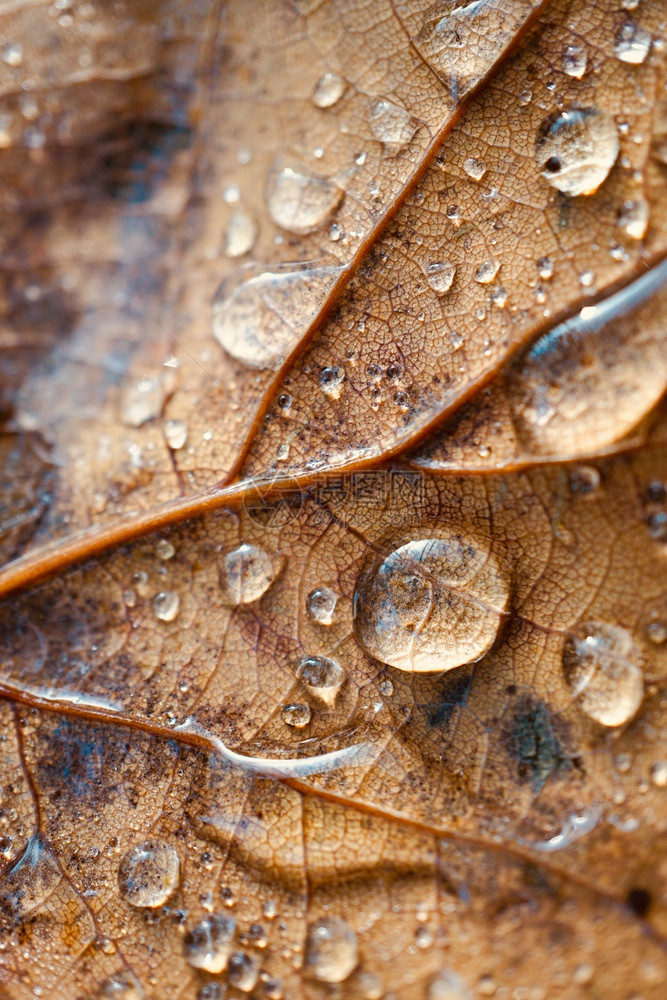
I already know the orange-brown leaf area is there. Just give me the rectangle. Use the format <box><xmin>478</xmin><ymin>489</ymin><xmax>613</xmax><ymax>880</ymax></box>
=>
<box><xmin>0</xmin><ymin>1</ymin><xmax>666</xmax><ymax>999</ymax></box>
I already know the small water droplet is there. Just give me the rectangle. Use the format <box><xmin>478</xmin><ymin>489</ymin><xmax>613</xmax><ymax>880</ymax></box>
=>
<box><xmin>121</xmin><ymin>377</ymin><xmax>166</xmax><ymax>428</ymax></box>
<box><xmin>422</xmin><ymin>260</ymin><xmax>456</xmax><ymax>295</ymax></box>
<box><xmin>224</xmin><ymin>210</ymin><xmax>258</xmax><ymax>258</ymax></box>
<box><xmin>0</xmin><ymin>834</ymin><xmax>13</xmax><ymax>856</ymax></box>
<box><xmin>281</xmin><ymin>702</ymin><xmax>312</xmax><ymax>728</ymax></box>
<box><xmin>320</xmin><ymin>366</ymin><xmax>345</xmax><ymax>399</ymax></box>
<box><xmin>463</xmin><ymin>156</ymin><xmax>486</xmax><ymax>181</ymax></box>
<box><xmin>164</xmin><ymin>418</ymin><xmax>188</xmax><ymax>450</ymax></box>
<box><xmin>155</xmin><ymin>539</ymin><xmax>175</xmax><ymax>560</ymax></box>
<box><xmin>96</xmin><ymin>970</ymin><xmax>145</xmax><ymax>1000</ymax></box>
<box><xmin>578</xmin><ymin>270</ymin><xmax>595</xmax><ymax>287</ymax></box>
<box><xmin>183</xmin><ymin>913</ymin><xmax>236</xmax><ymax>973</ymax></box>
<box><xmin>220</xmin><ymin>543</ymin><xmax>284</xmax><ymax>606</ymax></box>
<box><xmin>450</xmin><ymin>330</ymin><xmax>463</xmax><ymax>349</ymax></box>
<box><xmin>1</xmin><ymin>43</ymin><xmax>23</xmax><ymax>67</ymax></box>
<box><xmin>562</xmin><ymin>44</ymin><xmax>587</xmax><ymax>78</ymax></box>
<box><xmin>153</xmin><ymin>590</ymin><xmax>180</xmax><ymax>622</ymax></box>
<box><xmin>427</xmin><ymin>969</ymin><xmax>471</xmax><ymax>1000</ymax></box>
<box><xmin>354</xmin><ymin>536</ymin><xmax>509</xmax><ymax>673</ymax></box>
<box><xmin>650</xmin><ymin>761</ymin><xmax>667</xmax><ymax>788</ymax></box>
<box><xmin>646</xmin><ymin>622</ymin><xmax>667</xmax><ymax>645</ymax></box>
<box><xmin>562</xmin><ymin>622</ymin><xmax>643</xmax><ymax>727</ymax></box>
<box><xmin>519</xmin><ymin>88</ymin><xmax>532</xmax><ymax>106</ymax></box>
<box><xmin>305</xmin><ymin>915</ymin><xmax>359</xmax><ymax>983</ymax></box>
<box><xmin>618</xmin><ymin>197</ymin><xmax>649</xmax><ymax>239</ymax></box>
<box><xmin>474</xmin><ymin>259</ymin><xmax>500</xmax><ymax>284</ymax></box>
<box><xmin>536</xmin><ymin>108</ymin><xmax>619</xmax><ymax>197</ymax></box>
<box><xmin>415</xmin><ymin>925</ymin><xmax>434</xmax><ymax>949</ymax></box>
<box><xmin>295</xmin><ymin>655</ymin><xmax>345</xmax><ymax>706</ymax></box>
<box><xmin>267</xmin><ymin>166</ymin><xmax>343</xmax><ymax>234</ymax></box>
<box><xmin>358</xmin><ymin>970</ymin><xmax>383</xmax><ymax>1000</ymax></box>
<box><xmin>329</xmin><ymin>221</ymin><xmax>343</xmax><ymax>241</ymax></box>
<box><xmin>118</xmin><ymin>840</ymin><xmax>180</xmax><ymax>908</ymax></box>
<box><xmin>227</xmin><ymin>951</ymin><xmax>259</xmax><ymax>992</ymax></box>
<box><xmin>262</xmin><ymin>898</ymin><xmax>277</xmax><ymax>920</ymax></box>
<box><xmin>490</xmin><ymin>286</ymin><xmax>507</xmax><ymax>309</ymax></box>
<box><xmin>569</xmin><ymin>466</ymin><xmax>600</xmax><ymax>495</ymax></box>
<box><xmin>614</xmin><ymin>19</ymin><xmax>651</xmax><ymax>64</ymax></box>
<box><xmin>212</xmin><ymin>262</ymin><xmax>340</xmax><ymax>370</ymax></box>
<box><xmin>369</xmin><ymin>98</ymin><xmax>416</xmax><ymax>151</ymax></box>
<box><xmin>312</xmin><ymin>72</ymin><xmax>346</xmax><ymax>108</ymax></box>
<box><xmin>306</xmin><ymin>586</ymin><xmax>338</xmax><ymax>625</ymax></box>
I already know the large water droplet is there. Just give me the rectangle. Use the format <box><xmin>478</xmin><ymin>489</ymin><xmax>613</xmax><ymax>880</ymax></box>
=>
<box><xmin>422</xmin><ymin>260</ymin><xmax>456</xmax><ymax>295</ymax></box>
<box><xmin>153</xmin><ymin>590</ymin><xmax>180</xmax><ymax>622</ymax></box>
<box><xmin>614</xmin><ymin>20</ymin><xmax>651</xmax><ymax>64</ymax></box>
<box><xmin>535</xmin><ymin>108</ymin><xmax>619</xmax><ymax>196</ymax></box>
<box><xmin>118</xmin><ymin>840</ymin><xmax>180</xmax><ymax>908</ymax></box>
<box><xmin>313</xmin><ymin>72</ymin><xmax>346</xmax><ymax>108</ymax></box>
<box><xmin>224</xmin><ymin>210</ymin><xmax>258</xmax><ymax>258</ymax></box>
<box><xmin>562</xmin><ymin>44</ymin><xmax>587</xmax><ymax>78</ymax></box>
<box><xmin>219</xmin><ymin>543</ymin><xmax>285</xmax><ymax>606</ymax></box>
<box><xmin>295</xmin><ymin>655</ymin><xmax>345</xmax><ymax>706</ymax></box>
<box><xmin>183</xmin><ymin>913</ymin><xmax>236</xmax><ymax>973</ymax></box>
<box><xmin>369</xmin><ymin>98</ymin><xmax>417</xmax><ymax>151</ymax></box>
<box><xmin>305</xmin><ymin>915</ymin><xmax>359</xmax><ymax>983</ymax></box>
<box><xmin>354</xmin><ymin>535</ymin><xmax>509</xmax><ymax>673</ymax></box>
<box><xmin>266</xmin><ymin>166</ymin><xmax>343</xmax><ymax>234</ymax></box>
<box><xmin>227</xmin><ymin>951</ymin><xmax>259</xmax><ymax>992</ymax></box>
<box><xmin>306</xmin><ymin>586</ymin><xmax>338</xmax><ymax>625</ymax></box>
<box><xmin>562</xmin><ymin>622</ymin><xmax>643</xmax><ymax>727</ymax></box>
<box><xmin>95</xmin><ymin>971</ymin><xmax>145</xmax><ymax>1000</ymax></box>
<box><xmin>212</xmin><ymin>262</ymin><xmax>340</xmax><ymax>370</ymax></box>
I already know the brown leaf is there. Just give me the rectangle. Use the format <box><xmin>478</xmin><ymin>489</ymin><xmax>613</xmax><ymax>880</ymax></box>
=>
<box><xmin>0</xmin><ymin>1</ymin><xmax>666</xmax><ymax>999</ymax></box>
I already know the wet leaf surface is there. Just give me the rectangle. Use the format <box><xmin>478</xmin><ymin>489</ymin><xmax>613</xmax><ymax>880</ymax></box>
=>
<box><xmin>0</xmin><ymin>1</ymin><xmax>666</xmax><ymax>998</ymax></box>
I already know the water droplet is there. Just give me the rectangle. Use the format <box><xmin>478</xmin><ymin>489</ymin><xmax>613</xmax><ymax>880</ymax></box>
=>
<box><xmin>562</xmin><ymin>44</ymin><xmax>587</xmax><ymax>78</ymax></box>
<box><xmin>490</xmin><ymin>286</ymin><xmax>507</xmax><ymax>309</ymax></box>
<box><xmin>422</xmin><ymin>260</ymin><xmax>456</xmax><ymax>295</ymax></box>
<box><xmin>320</xmin><ymin>366</ymin><xmax>345</xmax><ymax>399</ymax></box>
<box><xmin>650</xmin><ymin>761</ymin><xmax>667</xmax><ymax>788</ymax></box>
<box><xmin>329</xmin><ymin>221</ymin><xmax>343</xmax><ymax>241</ymax></box>
<box><xmin>227</xmin><ymin>951</ymin><xmax>259</xmax><ymax>992</ymax></box>
<box><xmin>474</xmin><ymin>259</ymin><xmax>500</xmax><ymax>284</ymax></box>
<box><xmin>212</xmin><ymin>262</ymin><xmax>340</xmax><ymax>370</ymax></box>
<box><xmin>618</xmin><ymin>197</ymin><xmax>649</xmax><ymax>239</ymax></box>
<box><xmin>121</xmin><ymin>377</ymin><xmax>166</xmax><ymax>427</ymax></box>
<box><xmin>416</xmin><ymin>925</ymin><xmax>434</xmax><ymax>949</ymax></box>
<box><xmin>219</xmin><ymin>543</ymin><xmax>284</xmax><ymax>606</ymax></box>
<box><xmin>358</xmin><ymin>971</ymin><xmax>383</xmax><ymax>1000</ymax></box>
<box><xmin>569</xmin><ymin>466</ymin><xmax>600</xmax><ymax>495</ymax></box>
<box><xmin>427</xmin><ymin>969</ymin><xmax>472</xmax><ymax>1000</ymax></box>
<box><xmin>183</xmin><ymin>913</ymin><xmax>236</xmax><ymax>973</ymax></box>
<box><xmin>614</xmin><ymin>20</ymin><xmax>651</xmax><ymax>64</ymax></box>
<box><xmin>281</xmin><ymin>702</ymin><xmax>312</xmax><ymax>728</ymax></box>
<box><xmin>155</xmin><ymin>539</ymin><xmax>175</xmax><ymax>560</ymax></box>
<box><xmin>305</xmin><ymin>915</ymin><xmax>359</xmax><ymax>983</ymax></box>
<box><xmin>96</xmin><ymin>971</ymin><xmax>145</xmax><ymax>1000</ymax></box>
<box><xmin>646</xmin><ymin>622</ymin><xmax>667</xmax><ymax>645</ymax></box>
<box><xmin>354</xmin><ymin>536</ymin><xmax>509</xmax><ymax>673</ymax></box>
<box><xmin>0</xmin><ymin>834</ymin><xmax>13</xmax><ymax>856</ymax></box>
<box><xmin>578</xmin><ymin>270</ymin><xmax>595</xmax><ymax>288</ymax></box>
<box><xmin>536</xmin><ymin>108</ymin><xmax>619</xmax><ymax>197</ymax></box>
<box><xmin>1</xmin><ymin>43</ymin><xmax>22</xmax><ymax>67</ymax></box>
<box><xmin>118</xmin><ymin>840</ymin><xmax>180</xmax><ymax>908</ymax></box>
<box><xmin>295</xmin><ymin>655</ymin><xmax>345</xmax><ymax>706</ymax></box>
<box><xmin>306</xmin><ymin>586</ymin><xmax>338</xmax><ymax>625</ymax></box>
<box><xmin>518</xmin><ymin>88</ymin><xmax>532</xmax><ymax>106</ymax></box>
<box><xmin>463</xmin><ymin>156</ymin><xmax>486</xmax><ymax>181</ymax></box>
<box><xmin>312</xmin><ymin>72</ymin><xmax>346</xmax><ymax>108</ymax></box>
<box><xmin>369</xmin><ymin>98</ymin><xmax>417</xmax><ymax>151</ymax></box>
<box><xmin>262</xmin><ymin>898</ymin><xmax>277</xmax><ymax>920</ymax></box>
<box><xmin>224</xmin><ymin>210</ymin><xmax>258</xmax><ymax>258</ymax></box>
<box><xmin>164</xmin><ymin>418</ymin><xmax>188</xmax><ymax>450</ymax></box>
<box><xmin>153</xmin><ymin>590</ymin><xmax>180</xmax><ymax>622</ymax></box>
<box><xmin>266</xmin><ymin>166</ymin><xmax>343</xmax><ymax>234</ymax></box>
<box><xmin>379</xmin><ymin>678</ymin><xmax>394</xmax><ymax>698</ymax></box>
<box><xmin>562</xmin><ymin>622</ymin><xmax>643</xmax><ymax>727</ymax></box>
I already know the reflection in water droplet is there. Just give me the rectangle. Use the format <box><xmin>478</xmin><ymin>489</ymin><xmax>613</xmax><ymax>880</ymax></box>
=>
<box><xmin>474</xmin><ymin>259</ymin><xmax>499</xmax><ymax>284</ymax></box>
<box><xmin>296</xmin><ymin>655</ymin><xmax>345</xmax><ymax>706</ymax></box>
<box><xmin>320</xmin><ymin>366</ymin><xmax>345</xmax><ymax>399</ymax></box>
<box><xmin>313</xmin><ymin>72</ymin><xmax>346</xmax><ymax>108</ymax></box>
<box><xmin>164</xmin><ymin>418</ymin><xmax>188</xmax><ymax>450</ymax></box>
<box><xmin>118</xmin><ymin>840</ymin><xmax>180</xmax><ymax>908</ymax></box>
<box><xmin>183</xmin><ymin>913</ymin><xmax>236</xmax><ymax>973</ymax></box>
<box><xmin>212</xmin><ymin>262</ymin><xmax>340</xmax><ymax>370</ymax></box>
<box><xmin>562</xmin><ymin>622</ymin><xmax>643</xmax><ymax>726</ymax></box>
<box><xmin>153</xmin><ymin>590</ymin><xmax>180</xmax><ymax>622</ymax></box>
<box><xmin>422</xmin><ymin>260</ymin><xmax>456</xmax><ymax>295</ymax></box>
<box><xmin>354</xmin><ymin>536</ymin><xmax>509</xmax><ymax>673</ymax></box>
<box><xmin>562</xmin><ymin>44</ymin><xmax>587</xmax><ymax>78</ymax></box>
<box><xmin>121</xmin><ymin>377</ymin><xmax>166</xmax><ymax>428</ymax></box>
<box><xmin>306</xmin><ymin>915</ymin><xmax>359</xmax><ymax>983</ymax></box>
<box><xmin>427</xmin><ymin>969</ymin><xmax>472</xmax><ymax>1000</ymax></box>
<box><xmin>281</xmin><ymin>702</ymin><xmax>312</xmax><ymax>728</ymax></box>
<box><xmin>220</xmin><ymin>543</ymin><xmax>284</xmax><ymax>606</ymax></box>
<box><xmin>618</xmin><ymin>197</ymin><xmax>649</xmax><ymax>239</ymax></box>
<box><xmin>369</xmin><ymin>98</ymin><xmax>417</xmax><ymax>151</ymax></box>
<box><xmin>96</xmin><ymin>970</ymin><xmax>145</xmax><ymax>1000</ymax></box>
<box><xmin>463</xmin><ymin>156</ymin><xmax>486</xmax><ymax>181</ymax></box>
<box><xmin>306</xmin><ymin>586</ymin><xmax>338</xmax><ymax>625</ymax></box>
<box><xmin>224</xmin><ymin>210</ymin><xmax>258</xmax><ymax>258</ymax></box>
<box><xmin>614</xmin><ymin>20</ymin><xmax>651</xmax><ymax>64</ymax></box>
<box><xmin>266</xmin><ymin>166</ymin><xmax>343</xmax><ymax>234</ymax></box>
<box><xmin>536</xmin><ymin>108</ymin><xmax>619</xmax><ymax>197</ymax></box>
<box><xmin>227</xmin><ymin>951</ymin><xmax>259</xmax><ymax>992</ymax></box>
